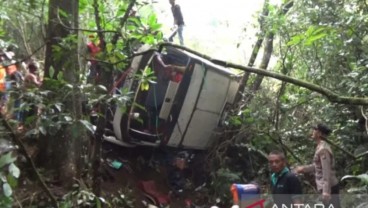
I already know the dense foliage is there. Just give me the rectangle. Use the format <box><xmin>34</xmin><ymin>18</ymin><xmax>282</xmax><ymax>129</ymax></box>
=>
<box><xmin>207</xmin><ymin>0</ymin><xmax>368</xmax><ymax>206</ymax></box>
<box><xmin>1</xmin><ymin>0</ymin><xmax>368</xmax><ymax>207</ymax></box>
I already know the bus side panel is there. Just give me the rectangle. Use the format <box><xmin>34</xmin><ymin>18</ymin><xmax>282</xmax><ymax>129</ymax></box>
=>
<box><xmin>167</xmin><ymin>63</ymin><xmax>205</xmax><ymax>147</ymax></box>
<box><xmin>180</xmin><ymin>111</ymin><xmax>220</xmax><ymax>149</ymax></box>
<box><xmin>181</xmin><ymin>69</ymin><xmax>231</xmax><ymax>149</ymax></box>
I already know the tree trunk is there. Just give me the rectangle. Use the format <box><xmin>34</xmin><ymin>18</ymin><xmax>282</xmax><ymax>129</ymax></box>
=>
<box><xmin>90</xmin><ymin>0</ymin><xmax>137</xmax><ymax>195</ymax></box>
<box><xmin>250</xmin><ymin>33</ymin><xmax>274</xmax><ymax>92</ymax></box>
<box><xmin>43</xmin><ymin>0</ymin><xmax>87</xmax><ymax>185</ymax></box>
<box><xmin>245</xmin><ymin>1</ymin><xmax>294</xmax><ymax>102</ymax></box>
<box><xmin>235</xmin><ymin>0</ymin><xmax>270</xmax><ymax>103</ymax></box>
<box><xmin>44</xmin><ymin>0</ymin><xmax>78</xmax><ymax>78</ymax></box>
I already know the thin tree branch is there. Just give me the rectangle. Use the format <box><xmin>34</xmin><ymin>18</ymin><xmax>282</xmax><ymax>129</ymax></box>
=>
<box><xmin>270</xmin><ymin>135</ymin><xmax>302</xmax><ymax>163</ymax></box>
<box><xmin>2</xmin><ymin>43</ymin><xmax>47</xmax><ymax>67</ymax></box>
<box><xmin>111</xmin><ymin>0</ymin><xmax>137</xmax><ymax>45</ymax></box>
<box><xmin>56</xmin><ymin>12</ymin><xmax>118</xmax><ymax>34</ymax></box>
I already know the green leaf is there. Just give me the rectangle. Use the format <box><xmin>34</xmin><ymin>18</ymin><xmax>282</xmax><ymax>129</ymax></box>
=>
<box><xmin>304</xmin><ymin>33</ymin><xmax>327</xmax><ymax>46</ymax></box>
<box><xmin>116</xmin><ymin>7</ymin><xmax>126</xmax><ymax>18</ymax></box>
<box><xmin>0</xmin><ymin>152</ymin><xmax>17</xmax><ymax>169</ymax></box>
<box><xmin>132</xmin><ymin>102</ymin><xmax>146</xmax><ymax>112</ymax></box>
<box><xmin>149</xmin><ymin>21</ymin><xmax>162</xmax><ymax>31</ymax></box>
<box><xmin>230</xmin><ymin>116</ymin><xmax>242</xmax><ymax>126</ymax></box>
<box><xmin>148</xmin><ymin>14</ymin><xmax>157</xmax><ymax>26</ymax></box>
<box><xmin>64</xmin><ymin>116</ymin><xmax>73</xmax><ymax>122</ymax></box>
<box><xmin>0</xmin><ymin>172</ymin><xmax>6</xmax><ymax>182</ymax></box>
<box><xmin>287</xmin><ymin>35</ymin><xmax>302</xmax><ymax>46</ymax></box>
<box><xmin>8</xmin><ymin>163</ymin><xmax>20</xmax><ymax>178</ymax></box>
<box><xmin>245</xmin><ymin>117</ymin><xmax>255</xmax><ymax>124</ymax></box>
<box><xmin>7</xmin><ymin>175</ymin><xmax>18</xmax><ymax>188</ymax></box>
<box><xmin>57</xmin><ymin>71</ymin><xmax>64</xmax><ymax>81</ymax></box>
<box><xmin>96</xmin><ymin>197</ymin><xmax>101</xmax><ymax>208</ymax></box>
<box><xmin>106</xmin><ymin>43</ymin><xmax>113</xmax><ymax>53</ymax></box>
<box><xmin>3</xmin><ymin>183</ymin><xmax>12</xmax><ymax>197</ymax></box>
<box><xmin>96</xmin><ymin>85</ymin><xmax>107</xmax><ymax>93</ymax></box>
<box><xmin>305</xmin><ymin>25</ymin><xmax>316</xmax><ymax>37</ymax></box>
<box><xmin>39</xmin><ymin>126</ymin><xmax>47</xmax><ymax>135</ymax></box>
<box><xmin>58</xmin><ymin>9</ymin><xmax>68</xmax><ymax>18</ymax></box>
<box><xmin>79</xmin><ymin>0</ymin><xmax>88</xmax><ymax>11</ymax></box>
<box><xmin>311</xmin><ymin>27</ymin><xmax>326</xmax><ymax>35</ymax></box>
<box><xmin>79</xmin><ymin>120</ymin><xmax>95</xmax><ymax>135</ymax></box>
<box><xmin>129</xmin><ymin>18</ymin><xmax>141</xmax><ymax>27</ymax></box>
<box><xmin>49</xmin><ymin>66</ymin><xmax>55</xmax><ymax>78</ymax></box>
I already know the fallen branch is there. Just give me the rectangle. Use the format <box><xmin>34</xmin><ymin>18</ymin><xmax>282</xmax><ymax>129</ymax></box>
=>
<box><xmin>0</xmin><ymin>115</ymin><xmax>58</xmax><ymax>207</ymax></box>
<box><xmin>158</xmin><ymin>43</ymin><xmax>368</xmax><ymax>106</ymax></box>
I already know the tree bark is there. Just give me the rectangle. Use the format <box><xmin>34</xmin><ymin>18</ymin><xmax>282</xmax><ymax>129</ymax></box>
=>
<box><xmin>43</xmin><ymin>0</ymin><xmax>87</xmax><ymax>186</ymax></box>
<box><xmin>235</xmin><ymin>0</ymin><xmax>270</xmax><ymax>103</ymax></box>
<box><xmin>248</xmin><ymin>1</ymin><xmax>294</xmax><ymax>94</ymax></box>
<box><xmin>250</xmin><ymin>33</ymin><xmax>274</xmax><ymax>92</ymax></box>
<box><xmin>90</xmin><ymin>0</ymin><xmax>137</xmax><ymax>196</ymax></box>
<box><xmin>44</xmin><ymin>0</ymin><xmax>73</xmax><ymax>78</ymax></box>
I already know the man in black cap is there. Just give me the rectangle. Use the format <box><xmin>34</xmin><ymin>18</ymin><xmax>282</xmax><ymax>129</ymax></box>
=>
<box><xmin>294</xmin><ymin>123</ymin><xmax>340</xmax><ymax>208</ymax></box>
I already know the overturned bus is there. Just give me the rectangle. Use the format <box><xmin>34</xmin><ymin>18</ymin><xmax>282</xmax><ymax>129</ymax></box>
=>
<box><xmin>106</xmin><ymin>45</ymin><xmax>242</xmax><ymax>150</ymax></box>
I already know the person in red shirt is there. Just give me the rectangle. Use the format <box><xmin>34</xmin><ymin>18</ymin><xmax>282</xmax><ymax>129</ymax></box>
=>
<box><xmin>87</xmin><ymin>35</ymin><xmax>104</xmax><ymax>83</ymax></box>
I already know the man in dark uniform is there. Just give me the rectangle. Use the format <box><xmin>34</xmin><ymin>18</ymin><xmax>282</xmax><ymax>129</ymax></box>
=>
<box><xmin>268</xmin><ymin>150</ymin><xmax>303</xmax><ymax>207</ymax></box>
<box><xmin>169</xmin><ymin>0</ymin><xmax>185</xmax><ymax>45</ymax></box>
